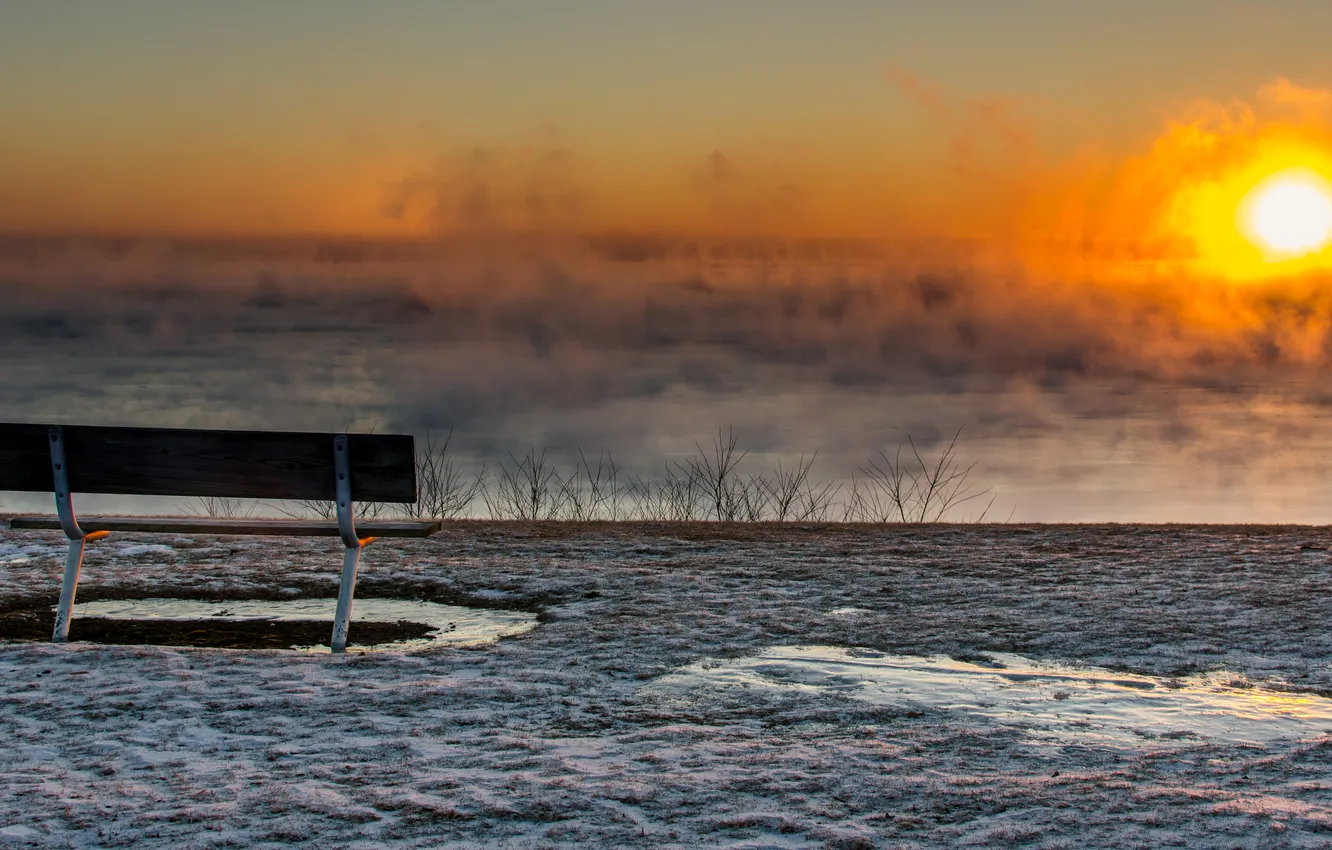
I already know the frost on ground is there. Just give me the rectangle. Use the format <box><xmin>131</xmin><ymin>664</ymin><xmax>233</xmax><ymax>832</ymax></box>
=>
<box><xmin>2</xmin><ymin>521</ymin><xmax>1332</xmax><ymax>848</ymax></box>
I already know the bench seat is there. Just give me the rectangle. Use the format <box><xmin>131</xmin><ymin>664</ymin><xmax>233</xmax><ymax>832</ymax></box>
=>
<box><xmin>9</xmin><ymin>516</ymin><xmax>441</xmax><ymax>538</ymax></box>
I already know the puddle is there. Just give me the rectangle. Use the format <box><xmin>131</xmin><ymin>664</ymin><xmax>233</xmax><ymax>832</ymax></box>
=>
<box><xmin>646</xmin><ymin>646</ymin><xmax>1332</xmax><ymax>748</ymax></box>
<box><xmin>70</xmin><ymin>598</ymin><xmax>538</xmax><ymax>653</ymax></box>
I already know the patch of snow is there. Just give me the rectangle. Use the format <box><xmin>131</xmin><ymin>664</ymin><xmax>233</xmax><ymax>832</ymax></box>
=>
<box><xmin>827</xmin><ymin>607</ymin><xmax>872</xmax><ymax>617</ymax></box>
<box><xmin>647</xmin><ymin>646</ymin><xmax>1332</xmax><ymax>748</ymax></box>
<box><xmin>15</xmin><ymin>746</ymin><xmax>56</xmax><ymax>763</ymax></box>
<box><xmin>0</xmin><ymin>825</ymin><xmax>40</xmax><ymax>844</ymax></box>
<box><xmin>117</xmin><ymin>544</ymin><xmax>175</xmax><ymax>557</ymax></box>
<box><xmin>469</xmin><ymin>588</ymin><xmax>518</xmax><ymax>600</ymax></box>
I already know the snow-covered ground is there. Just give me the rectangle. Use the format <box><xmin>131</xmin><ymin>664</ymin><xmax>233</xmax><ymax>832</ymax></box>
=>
<box><xmin>2</xmin><ymin>521</ymin><xmax>1332</xmax><ymax>848</ymax></box>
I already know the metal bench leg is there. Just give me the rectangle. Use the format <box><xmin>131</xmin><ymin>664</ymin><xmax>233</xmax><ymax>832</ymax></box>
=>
<box><xmin>52</xmin><ymin>530</ymin><xmax>109</xmax><ymax>641</ymax></box>
<box><xmin>47</xmin><ymin>425</ymin><xmax>108</xmax><ymax>643</ymax></box>
<box><xmin>52</xmin><ymin>537</ymin><xmax>87</xmax><ymax>642</ymax></box>
<box><xmin>331</xmin><ymin>542</ymin><xmax>361</xmax><ymax>653</ymax></box>
<box><xmin>330</xmin><ymin>434</ymin><xmax>378</xmax><ymax>654</ymax></box>
<box><xmin>331</xmin><ymin>535</ymin><xmax>377</xmax><ymax>653</ymax></box>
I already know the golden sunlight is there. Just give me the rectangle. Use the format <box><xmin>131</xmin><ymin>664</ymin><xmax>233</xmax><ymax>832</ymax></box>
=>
<box><xmin>1241</xmin><ymin>169</ymin><xmax>1332</xmax><ymax>257</ymax></box>
<box><xmin>1164</xmin><ymin>143</ymin><xmax>1332</xmax><ymax>281</ymax></box>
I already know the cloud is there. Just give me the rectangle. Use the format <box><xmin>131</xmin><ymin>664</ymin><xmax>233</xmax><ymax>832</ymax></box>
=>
<box><xmin>1008</xmin><ymin>77</ymin><xmax>1332</xmax><ymax>280</ymax></box>
<box><xmin>884</xmin><ymin>66</ymin><xmax>951</xmax><ymax>120</ymax></box>
<box><xmin>885</xmin><ymin>64</ymin><xmax>1036</xmax><ymax>180</ymax></box>
<box><xmin>880</xmin><ymin>71</ymin><xmax>1332</xmax><ymax>278</ymax></box>
<box><xmin>6</xmin><ymin>235</ymin><xmax>1332</xmax><ymax>422</ymax></box>
<box><xmin>381</xmin><ymin>143</ymin><xmax>588</xmax><ymax>233</ymax></box>
<box><xmin>1259</xmin><ymin>77</ymin><xmax>1332</xmax><ymax>114</ymax></box>
<box><xmin>689</xmin><ymin>150</ymin><xmax>810</xmax><ymax>230</ymax></box>
<box><xmin>7</xmin><ymin>234</ymin><xmax>1332</xmax><ymax>518</ymax></box>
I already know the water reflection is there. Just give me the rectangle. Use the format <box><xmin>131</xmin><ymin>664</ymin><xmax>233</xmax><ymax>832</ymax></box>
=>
<box><xmin>647</xmin><ymin>646</ymin><xmax>1332</xmax><ymax>748</ymax></box>
<box><xmin>70</xmin><ymin>597</ymin><xmax>538</xmax><ymax>653</ymax></box>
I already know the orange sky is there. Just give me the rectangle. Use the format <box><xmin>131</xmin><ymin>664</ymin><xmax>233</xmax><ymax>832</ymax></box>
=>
<box><xmin>4</xmin><ymin>2</ymin><xmax>1332</xmax><ymax>282</ymax></box>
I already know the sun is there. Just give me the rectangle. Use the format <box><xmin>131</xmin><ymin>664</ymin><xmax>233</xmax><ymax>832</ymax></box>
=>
<box><xmin>1240</xmin><ymin>168</ymin><xmax>1332</xmax><ymax>258</ymax></box>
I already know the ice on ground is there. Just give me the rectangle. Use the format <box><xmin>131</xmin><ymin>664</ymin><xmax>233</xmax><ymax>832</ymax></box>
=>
<box><xmin>0</xmin><ymin>825</ymin><xmax>41</xmax><ymax>843</ymax></box>
<box><xmin>71</xmin><ymin>597</ymin><xmax>539</xmax><ymax>652</ymax></box>
<box><xmin>648</xmin><ymin>646</ymin><xmax>1332</xmax><ymax>748</ymax></box>
<box><xmin>0</xmin><ymin>545</ymin><xmax>37</xmax><ymax>565</ymax></box>
<box><xmin>826</xmin><ymin>606</ymin><xmax>872</xmax><ymax>617</ymax></box>
<box><xmin>470</xmin><ymin>588</ymin><xmax>519</xmax><ymax>600</ymax></box>
<box><xmin>116</xmin><ymin>543</ymin><xmax>176</xmax><ymax>557</ymax></box>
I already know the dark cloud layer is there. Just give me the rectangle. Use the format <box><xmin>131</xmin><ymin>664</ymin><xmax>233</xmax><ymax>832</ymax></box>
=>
<box><xmin>4</xmin><ymin>235</ymin><xmax>1332</xmax><ymax>519</ymax></box>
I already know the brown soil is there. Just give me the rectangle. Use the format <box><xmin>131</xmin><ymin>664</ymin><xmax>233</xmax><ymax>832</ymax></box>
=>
<box><xmin>0</xmin><ymin>605</ymin><xmax>435</xmax><ymax>650</ymax></box>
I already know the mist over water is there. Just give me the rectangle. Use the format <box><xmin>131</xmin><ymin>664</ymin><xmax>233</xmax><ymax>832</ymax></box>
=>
<box><xmin>4</xmin><ymin>235</ymin><xmax>1332</xmax><ymax>522</ymax></box>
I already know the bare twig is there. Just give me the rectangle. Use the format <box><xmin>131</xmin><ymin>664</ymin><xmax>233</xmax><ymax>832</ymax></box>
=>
<box><xmin>737</xmin><ymin>474</ymin><xmax>772</xmax><ymax>522</ymax></box>
<box><xmin>795</xmin><ymin>477</ymin><xmax>837</xmax><ymax>521</ymax></box>
<box><xmin>626</xmin><ymin>474</ymin><xmax>658</xmax><ymax>520</ymax></box>
<box><xmin>408</xmin><ymin>428</ymin><xmax>486</xmax><ymax>520</ymax></box>
<box><xmin>558</xmin><ymin>448</ymin><xmax>624</xmax><ymax>521</ymax></box>
<box><xmin>769</xmin><ymin>453</ymin><xmax>833</xmax><ymax>521</ymax></box>
<box><xmin>908</xmin><ymin>428</ymin><xmax>988</xmax><ymax>522</ymax></box>
<box><xmin>484</xmin><ymin>447</ymin><xmax>566</xmax><ymax>520</ymax></box>
<box><xmin>854</xmin><ymin>426</ymin><xmax>990</xmax><ymax>523</ymax></box>
<box><xmin>179</xmin><ymin>497</ymin><xmax>259</xmax><ymax>519</ymax></box>
<box><xmin>654</xmin><ymin>461</ymin><xmax>702</xmax><ymax>520</ymax></box>
<box><xmin>689</xmin><ymin>427</ymin><xmax>748</xmax><ymax>521</ymax></box>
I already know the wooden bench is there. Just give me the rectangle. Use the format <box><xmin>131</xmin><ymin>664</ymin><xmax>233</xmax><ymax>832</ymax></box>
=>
<box><xmin>1</xmin><ymin>423</ymin><xmax>440</xmax><ymax>652</ymax></box>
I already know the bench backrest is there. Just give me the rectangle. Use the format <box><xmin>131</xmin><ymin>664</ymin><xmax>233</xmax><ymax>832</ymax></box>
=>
<box><xmin>0</xmin><ymin>424</ymin><xmax>416</xmax><ymax>502</ymax></box>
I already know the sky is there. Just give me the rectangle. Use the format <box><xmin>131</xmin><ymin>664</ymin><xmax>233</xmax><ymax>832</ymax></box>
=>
<box><xmin>6</xmin><ymin>1</ymin><xmax>1332</xmax><ymax>521</ymax></box>
<box><xmin>4</xmin><ymin>0</ymin><xmax>1332</xmax><ymax>243</ymax></box>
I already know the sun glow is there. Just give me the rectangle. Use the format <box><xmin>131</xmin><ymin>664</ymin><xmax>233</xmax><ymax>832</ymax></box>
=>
<box><xmin>1241</xmin><ymin>169</ymin><xmax>1332</xmax><ymax>257</ymax></box>
<box><xmin>1162</xmin><ymin>140</ymin><xmax>1332</xmax><ymax>280</ymax></box>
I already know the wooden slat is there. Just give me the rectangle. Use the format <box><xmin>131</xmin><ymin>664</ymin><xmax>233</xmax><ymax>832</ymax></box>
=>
<box><xmin>8</xmin><ymin>516</ymin><xmax>441</xmax><ymax>538</ymax></box>
<box><xmin>0</xmin><ymin>424</ymin><xmax>416</xmax><ymax>502</ymax></box>
<box><xmin>0</xmin><ymin>423</ymin><xmax>50</xmax><ymax>493</ymax></box>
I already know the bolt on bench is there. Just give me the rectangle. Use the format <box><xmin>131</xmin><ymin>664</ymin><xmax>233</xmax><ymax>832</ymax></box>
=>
<box><xmin>1</xmin><ymin>424</ymin><xmax>440</xmax><ymax>652</ymax></box>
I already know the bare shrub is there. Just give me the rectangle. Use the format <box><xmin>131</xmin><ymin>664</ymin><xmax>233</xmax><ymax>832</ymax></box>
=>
<box><xmin>279</xmin><ymin>497</ymin><xmax>390</xmax><ymax>522</ymax></box>
<box><xmin>625</xmin><ymin>474</ymin><xmax>658</xmax><ymax>520</ymax></box>
<box><xmin>408</xmin><ymin>428</ymin><xmax>486</xmax><ymax>520</ymax></box>
<box><xmin>628</xmin><ymin>460</ymin><xmax>702</xmax><ymax>520</ymax></box>
<box><xmin>688</xmin><ymin>427</ymin><xmax>748</xmax><ymax>521</ymax></box>
<box><xmin>286</xmin><ymin>422</ymin><xmax>993</xmax><ymax>524</ymax></box>
<box><xmin>767</xmin><ymin>453</ymin><xmax>836</xmax><ymax>522</ymax></box>
<box><xmin>660</xmin><ymin>461</ymin><xmax>703</xmax><ymax>520</ymax></box>
<box><xmin>737</xmin><ymin>474</ymin><xmax>772</xmax><ymax>522</ymax></box>
<box><xmin>557</xmin><ymin>449</ymin><xmax>625</xmax><ymax>521</ymax></box>
<box><xmin>180</xmin><ymin>497</ymin><xmax>259</xmax><ymax>519</ymax></box>
<box><xmin>846</xmin><ymin>427</ymin><xmax>990</xmax><ymax>523</ymax></box>
<box><xmin>280</xmin><ymin>498</ymin><xmax>336</xmax><ymax>521</ymax></box>
<box><xmin>795</xmin><ymin>479</ymin><xmax>838</xmax><ymax>521</ymax></box>
<box><xmin>622</xmin><ymin>431</ymin><xmax>839</xmax><ymax>523</ymax></box>
<box><xmin>842</xmin><ymin>470</ymin><xmax>897</xmax><ymax>523</ymax></box>
<box><xmin>484</xmin><ymin>447</ymin><xmax>566</xmax><ymax>520</ymax></box>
